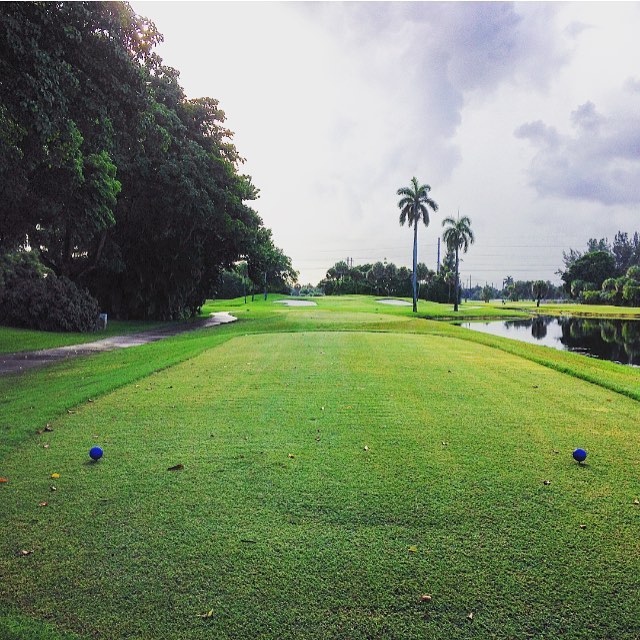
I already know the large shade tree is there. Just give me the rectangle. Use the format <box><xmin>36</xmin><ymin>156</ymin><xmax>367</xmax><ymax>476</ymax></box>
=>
<box><xmin>397</xmin><ymin>177</ymin><xmax>438</xmax><ymax>312</ymax></box>
<box><xmin>441</xmin><ymin>214</ymin><xmax>475</xmax><ymax>312</ymax></box>
<box><xmin>0</xmin><ymin>2</ymin><xmax>294</xmax><ymax>322</ymax></box>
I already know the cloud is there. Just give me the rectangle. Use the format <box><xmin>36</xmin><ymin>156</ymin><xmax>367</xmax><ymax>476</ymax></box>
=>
<box><xmin>516</xmin><ymin>96</ymin><xmax>640</xmax><ymax>205</ymax></box>
<box><xmin>297</xmin><ymin>1</ymin><xmax>570</xmax><ymax>183</ymax></box>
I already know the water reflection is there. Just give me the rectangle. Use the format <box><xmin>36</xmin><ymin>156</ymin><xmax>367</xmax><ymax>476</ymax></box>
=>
<box><xmin>460</xmin><ymin>316</ymin><xmax>640</xmax><ymax>366</ymax></box>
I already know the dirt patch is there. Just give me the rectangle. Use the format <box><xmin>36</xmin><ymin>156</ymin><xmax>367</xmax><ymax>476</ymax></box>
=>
<box><xmin>0</xmin><ymin>312</ymin><xmax>237</xmax><ymax>376</ymax></box>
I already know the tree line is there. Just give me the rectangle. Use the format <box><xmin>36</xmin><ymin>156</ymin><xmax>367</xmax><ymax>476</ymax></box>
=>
<box><xmin>316</xmin><ymin>250</ymin><xmax>463</xmax><ymax>303</ymax></box>
<box><xmin>558</xmin><ymin>232</ymin><xmax>640</xmax><ymax>306</ymax></box>
<box><xmin>0</xmin><ymin>2</ymin><xmax>294</xmax><ymax>329</ymax></box>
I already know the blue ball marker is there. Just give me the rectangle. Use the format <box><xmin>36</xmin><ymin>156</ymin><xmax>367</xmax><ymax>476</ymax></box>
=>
<box><xmin>572</xmin><ymin>448</ymin><xmax>587</xmax><ymax>463</ymax></box>
<box><xmin>89</xmin><ymin>446</ymin><xmax>103</xmax><ymax>461</ymax></box>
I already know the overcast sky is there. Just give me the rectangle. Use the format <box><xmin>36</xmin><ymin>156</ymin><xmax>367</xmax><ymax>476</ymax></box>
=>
<box><xmin>130</xmin><ymin>1</ymin><xmax>640</xmax><ymax>287</ymax></box>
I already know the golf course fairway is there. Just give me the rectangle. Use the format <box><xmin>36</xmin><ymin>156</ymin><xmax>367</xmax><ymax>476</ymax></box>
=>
<box><xmin>0</xmin><ymin>297</ymin><xmax>638</xmax><ymax>639</ymax></box>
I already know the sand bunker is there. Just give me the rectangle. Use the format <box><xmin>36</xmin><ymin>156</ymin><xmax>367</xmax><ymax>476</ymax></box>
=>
<box><xmin>377</xmin><ymin>299</ymin><xmax>412</xmax><ymax>306</ymax></box>
<box><xmin>275</xmin><ymin>300</ymin><xmax>318</xmax><ymax>307</ymax></box>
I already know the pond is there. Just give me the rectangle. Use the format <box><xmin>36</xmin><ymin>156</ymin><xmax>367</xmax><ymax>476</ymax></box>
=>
<box><xmin>458</xmin><ymin>316</ymin><xmax>640</xmax><ymax>367</ymax></box>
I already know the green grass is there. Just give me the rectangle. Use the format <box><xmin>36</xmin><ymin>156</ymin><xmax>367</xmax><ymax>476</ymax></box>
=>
<box><xmin>214</xmin><ymin>294</ymin><xmax>529</xmax><ymax>320</ymax></box>
<box><xmin>0</xmin><ymin>320</ymin><xmax>168</xmax><ymax>354</ymax></box>
<box><xmin>0</xmin><ymin>295</ymin><xmax>639</xmax><ymax>639</ymax></box>
<box><xmin>494</xmin><ymin>300</ymin><xmax>640</xmax><ymax>319</ymax></box>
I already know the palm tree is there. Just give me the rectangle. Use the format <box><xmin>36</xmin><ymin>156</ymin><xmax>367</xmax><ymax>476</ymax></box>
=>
<box><xmin>441</xmin><ymin>214</ymin><xmax>474</xmax><ymax>312</ymax></box>
<box><xmin>397</xmin><ymin>177</ymin><xmax>439</xmax><ymax>312</ymax></box>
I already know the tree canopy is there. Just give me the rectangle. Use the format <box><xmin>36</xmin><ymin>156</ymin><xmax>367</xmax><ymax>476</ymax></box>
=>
<box><xmin>558</xmin><ymin>231</ymin><xmax>640</xmax><ymax>306</ymax></box>
<box><xmin>0</xmin><ymin>2</ymin><xmax>293</xmax><ymax>322</ymax></box>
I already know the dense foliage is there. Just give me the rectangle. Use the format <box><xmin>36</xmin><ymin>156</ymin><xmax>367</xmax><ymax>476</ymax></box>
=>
<box><xmin>0</xmin><ymin>2</ymin><xmax>293</xmax><ymax>323</ymax></box>
<box><xmin>0</xmin><ymin>251</ymin><xmax>99</xmax><ymax>331</ymax></box>
<box><xmin>559</xmin><ymin>231</ymin><xmax>640</xmax><ymax>305</ymax></box>
<box><xmin>498</xmin><ymin>276</ymin><xmax>565</xmax><ymax>303</ymax></box>
<box><xmin>215</xmin><ymin>251</ymin><xmax>296</xmax><ymax>301</ymax></box>
<box><xmin>318</xmin><ymin>250</ymin><xmax>465</xmax><ymax>304</ymax></box>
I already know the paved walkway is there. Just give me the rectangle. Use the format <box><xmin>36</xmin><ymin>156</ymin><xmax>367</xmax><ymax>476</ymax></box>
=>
<box><xmin>0</xmin><ymin>312</ymin><xmax>237</xmax><ymax>376</ymax></box>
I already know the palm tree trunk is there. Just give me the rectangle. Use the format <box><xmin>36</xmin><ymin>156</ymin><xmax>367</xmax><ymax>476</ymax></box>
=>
<box><xmin>412</xmin><ymin>223</ymin><xmax>418</xmax><ymax>313</ymax></box>
<box><xmin>454</xmin><ymin>247</ymin><xmax>460</xmax><ymax>312</ymax></box>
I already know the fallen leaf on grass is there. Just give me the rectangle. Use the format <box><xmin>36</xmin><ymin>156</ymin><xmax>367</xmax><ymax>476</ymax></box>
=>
<box><xmin>42</xmin><ymin>444</ymin><xmax>50</xmax><ymax>449</ymax></box>
<box><xmin>197</xmin><ymin>609</ymin><xmax>214</xmax><ymax>619</ymax></box>
<box><xmin>543</xmin><ymin>480</ymin><xmax>551</xmax><ymax>486</ymax></box>
<box><xmin>419</xmin><ymin>594</ymin><xmax>432</xmax><ymax>602</ymax></box>
<box><xmin>50</xmin><ymin>485</ymin><xmax>57</xmax><ymax>492</ymax></box>
<box><xmin>44</xmin><ymin>424</ymin><xmax>53</xmax><ymax>432</ymax></box>
<box><xmin>579</xmin><ymin>524</ymin><xmax>587</xmax><ymax>529</ymax></box>
<box><xmin>167</xmin><ymin>464</ymin><xmax>184</xmax><ymax>471</ymax></box>
<box><xmin>364</xmin><ymin>446</ymin><xmax>369</xmax><ymax>452</ymax></box>
<box><xmin>0</xmin><ymin>478</ymin><xmax>8</xmax><ymax>483</ymax></box>
<box><xmin>18</xmin><ymin>549</ymin><xmax>34</xmax><ymax>556</ymax></box>
<box><xmin>38</xmin><ymin>502</ymin><xmax>48</xmax><ymax>507</ymax></box>
<box><xmin>50</xmin><ymin>473</ymin><xmax>60</xmax><ymax>479</ymax></box>
<box><xmin>287</xmin><ymin>454</ymin><xmax>295</xmax><ymax>459</ymax></box>
<box><xmin>408</xmin><ymin>546</ymin><xmax>418</xmax><ymax>553</ymax></box>
<box><xmin>633</xmin><ymin>498</ymin><xmax>639</xmax><ymax>505</ymax></box>
<box><xmin>467</xmin><ymin>612</ymin><xmax>474</xmax><ymax>621</ymax></box>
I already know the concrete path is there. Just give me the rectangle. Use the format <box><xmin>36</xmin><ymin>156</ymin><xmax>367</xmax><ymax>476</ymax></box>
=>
<box><xmin>0</xmin><ymin>312</ymin><xmax>237</xmax><ymax>376</ymax></box>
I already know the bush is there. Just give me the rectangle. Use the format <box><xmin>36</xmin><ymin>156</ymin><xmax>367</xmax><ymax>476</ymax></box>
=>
<box><xmin>580</xmin><ymin>290</ymin><xmax>604</xmax><ymax>304</ymax></box>
<box><xmin>0</xmin><ymin>251</ymin><xmax>99</xmax><ymax>332</ymax></box>
<box><xmin>622</xmin><ymin>283</ymin><xmax>640</xmax><ymax>307</ymax></box>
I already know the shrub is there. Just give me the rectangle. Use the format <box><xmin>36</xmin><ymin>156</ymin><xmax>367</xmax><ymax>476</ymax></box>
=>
<box><xmin>580</xmin><ymin>290</ymin><xmax>604</xmax><ymax>304</ymax></box>
<box><xmin>622</xmin><ymin>283</ymin><xmax>640</xmax><ymax>307</ymax></box>
<box><xmin>0</xmin><ymin>251</ymin><xmax>99</xmax><ymax>332</ymax></box>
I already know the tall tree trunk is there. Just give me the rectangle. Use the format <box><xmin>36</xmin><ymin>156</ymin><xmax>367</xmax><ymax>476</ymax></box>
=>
<box><xmin>412</xmin><ymin>222</ymin><xmax>418</xmax><ymax>313</ymax></box>
<box><xmin>454</xmin><ymin>246</ymin><xmax>460</xmax><ymax>312</ymax></box>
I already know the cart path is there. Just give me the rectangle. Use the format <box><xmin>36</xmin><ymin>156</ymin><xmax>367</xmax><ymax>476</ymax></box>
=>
<box><xmin>0</xmin><ymin>312</ymin><xmax>237</xmax><ymax>376</ymax></box>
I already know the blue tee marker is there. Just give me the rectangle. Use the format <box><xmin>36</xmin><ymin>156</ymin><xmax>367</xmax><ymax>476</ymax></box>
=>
<box><xmin>89</xmin><ymin>446</ymin><xmax>103</xmax><ymax>461</ymax></box>
<box><xmin>572</xmin><ymin>448</ymin><xmax>587</xmax><ymax>463</ymax></box>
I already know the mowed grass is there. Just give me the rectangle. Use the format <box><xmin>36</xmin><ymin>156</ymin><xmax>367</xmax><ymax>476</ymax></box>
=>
<box><xmin>0</xmin><ymin>320</ymin><xmax>168</xmax><ymax>354</ymax></box>
<box><xmin>204</xmin><ymin>294</ymin><xmax>528</xmax><ymax>321</ymax></box>
<box><xmin>1</xmin><ymin>329</ymin><xmax>638</xmax><ymax>639</ymax></box>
